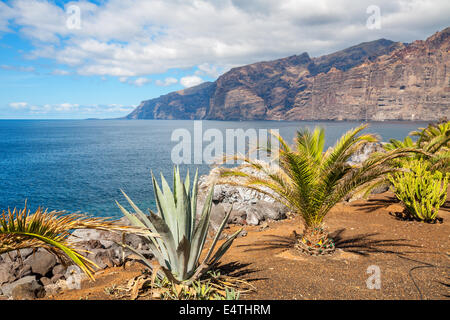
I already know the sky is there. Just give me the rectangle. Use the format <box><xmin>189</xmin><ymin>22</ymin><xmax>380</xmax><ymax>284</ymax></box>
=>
<box><xmin>0</xmin><ymin>0</ymin><xmax>449</xmax><ymax>119</ymax></box>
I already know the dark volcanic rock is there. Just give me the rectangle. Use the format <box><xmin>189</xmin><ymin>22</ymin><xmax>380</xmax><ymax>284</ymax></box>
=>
<box><xmin>126</xmin><ymin>28</ymin><xmax>449</xmax><ymax>121</ymax></box>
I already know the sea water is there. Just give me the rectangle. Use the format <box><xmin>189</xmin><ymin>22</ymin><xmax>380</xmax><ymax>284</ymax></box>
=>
<box><xmin>0</xmin><ymin>119</ymin><xmax>428</xmax><ymax>218</ymax></box>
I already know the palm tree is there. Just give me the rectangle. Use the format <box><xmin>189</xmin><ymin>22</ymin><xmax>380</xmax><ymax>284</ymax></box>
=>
<box><xmin>218</xmin><ymin>124</ymin><xmax>415</xmax><ymax>255</ymax></box>
<box><xmin>410</xmin><ymin>120</ymin><xmax>450</xmax><ymax>153</ymax></box>
<box><xmin>0</xmin><ymin>204</ymin><xmax>152</xmax><ymax>279</ymax></box>
<box><xmin>385</xmin><ymin>121</ymin><xmax>449</xmax><ymax>172</ymax></box>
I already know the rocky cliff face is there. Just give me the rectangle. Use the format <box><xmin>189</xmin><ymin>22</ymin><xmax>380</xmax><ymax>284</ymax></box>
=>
<box><xmin>127</xmin><ymin>28</ymin><xmax>450</xmax><ymax>121</ymax></box>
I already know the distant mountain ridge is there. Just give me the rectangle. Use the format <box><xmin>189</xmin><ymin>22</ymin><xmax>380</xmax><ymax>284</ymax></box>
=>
<box><xmin>126</xmin><ymin>27</ymin><xmax>450</xmax><ymax>121</ymax></box>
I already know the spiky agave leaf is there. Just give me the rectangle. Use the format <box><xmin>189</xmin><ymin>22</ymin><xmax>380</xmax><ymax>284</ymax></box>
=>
<box><xmin>117</xmin><ymin>167</ymin><xmax>241</xmax><ymax>284</ymax></box>
<box><xmin>0</xmin><ymin>204</ymin><xmax>149</xmax><ymax>280</ymax></box>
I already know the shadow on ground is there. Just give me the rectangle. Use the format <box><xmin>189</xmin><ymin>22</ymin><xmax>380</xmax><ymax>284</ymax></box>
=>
<box><xmin>349</xmin><ymin>197</ymin><xmax>399</xmax><ymax>213</ymax></box>
<box><xmin>237</xmin><ymin>229</ymin><xmax>421</xmax><ymax>257</ymax></box>
<box><xmin>330</xmin><ymin>229</ymin><xmax>420</xmax><ymax>256</ymax></box>
<box><xmin>214</xmin><ymin>261</ymin><xmax>267</xmax><ymax>283</ymax></box>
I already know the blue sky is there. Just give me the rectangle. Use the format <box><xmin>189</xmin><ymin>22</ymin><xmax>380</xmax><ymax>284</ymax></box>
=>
<box><xmin>0</xmin><ymin>0</ymin><xmax>449</xmax><ymax>119</ymax></box>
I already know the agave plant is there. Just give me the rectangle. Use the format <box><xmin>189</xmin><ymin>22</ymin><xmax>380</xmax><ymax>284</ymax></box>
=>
<box><xmin>116</xmin><ymin>167</ymin><xmax>242</xmax><ymax>285</ymax></box>
<box><xmin>219</xmin><ymin>124</ymin><xmax>416</xmax><ymax>255</ymax></box>
<box><xmin>0</xmin><ymin>204</ymin><xmax>146</xmax><ymax>279</ymax></box>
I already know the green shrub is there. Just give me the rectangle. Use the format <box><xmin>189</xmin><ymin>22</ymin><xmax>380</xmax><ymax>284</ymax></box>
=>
<box><xmin>388</xmin><ymin>159</ymin><xmax>449</xmax><ymax>222</ymax></box>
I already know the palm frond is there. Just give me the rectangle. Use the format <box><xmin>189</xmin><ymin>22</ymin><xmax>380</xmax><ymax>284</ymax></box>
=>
<box><xmin>0</xmin><ymin>204</ymin><xmax>150</xmax><ymax>280</ymax></box>
<box><xmin>219</xmin><ymin>125</ymin><xmax>419</xmax><ymax>229</ymax></box>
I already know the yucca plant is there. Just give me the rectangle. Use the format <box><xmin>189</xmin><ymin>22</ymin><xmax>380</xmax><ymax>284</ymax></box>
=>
<box><xmin>116</xmin><ymin>167</ymin><xmax>242</xmax><ymax>285</ymax></box>
<box><xmin>219</xmin><ymin>124</ymin><xmax>416</xmax><ymax>255</ymax></box>
<box><xmin>0</xmin><ymin>204</ymin><xmax>147</xmax><ymax>279</ymax></box>
<box><xmin>388</xmin><ymin>159</ymin><xmax>449</xmax><ymax>222</ymax></box>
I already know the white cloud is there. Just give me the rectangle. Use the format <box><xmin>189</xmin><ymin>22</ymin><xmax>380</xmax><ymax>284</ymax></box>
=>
<box><xmin>118</xmin><ymin>76</ymin><xmax>151</xmax><ymax>86</ymax></box>
<box><xmin>9</xmin><ymin>102</ymin><xmax>28</xmax><ymax>109</ymax></box>
<box><xmin>7</xmin><ymin>101</ymin><xmax>134</xmax><ymax>116</ymax></box>
<box><xmin>51</xmin><ymin>69</ymin><xmax>70</xmax><ymax>75</ymax></box>
<box><xmin>1</xmin><ymin>0</ymin><xmax>449</xmax><ymax>78</ymax></box>
<box><xmin>0</xmin><ymin>2</ymin><xmax>16</xmax><ymax>32</ymax></box>
<box><xmin>180</xmin><ymin>75</ymin><xmax>204</xmax><ymax>88</ymax></box>
<box><xmin>155</xmin><ymin>77</ymin><xmax>178</xmax><ymax>86</ymax></box>
<box><xmin>1</xmin><ymin>65</ymin><xmax>35</xmax><ymax>73</ymax></box>
<box><xmin>130</xmin><ymin>77</ymin><xmax>151</xmax><ymax>87</ymax></box>
<box><xmin>195</xmin><ymin>63</ymin><xmax>225</xmax><ymax>78</ymax></box>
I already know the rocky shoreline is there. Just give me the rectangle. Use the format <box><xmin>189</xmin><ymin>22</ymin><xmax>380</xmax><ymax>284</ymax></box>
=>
<box><xmin>0</xmin><ymin>217</ymin><xmax>152</xmax><ymax>300</ymax></box>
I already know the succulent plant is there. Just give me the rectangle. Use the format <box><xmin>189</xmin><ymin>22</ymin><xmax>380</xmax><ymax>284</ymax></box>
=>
<box><xmin>388</xmin><ymin>159</ymin><xmax>449</xmax><ymax>222</ymax></box>
<box><xmin>116</xmin><ymin>167</ymin><xmax>242</xmax><ymax>284</ymax></box>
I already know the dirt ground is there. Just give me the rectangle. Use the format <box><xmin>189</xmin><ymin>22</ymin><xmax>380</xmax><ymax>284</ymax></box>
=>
<box><xmin>48</xmin><ymin>191</ymin><xmax>450</xmax><ymax>300</ymax></box>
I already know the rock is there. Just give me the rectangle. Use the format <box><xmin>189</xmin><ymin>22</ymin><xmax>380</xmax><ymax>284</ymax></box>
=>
<box><xmin>44</xmin><ymin>283</ymin><xmax>61</xmax><ymax>296</ymax></box>
<box><xmin>347</xmin><ymin>142</ymin><xmax>385</xmax><ymax>165</ymax></box>
<box><xmin>1</xmin><ymin>275</ymin><xmax>37</xmax><ymax>298</ymax></box>
<box><xmin>100</xmin><ymin>240</ymin><xmax>115</xmax><ymax>249</ymax></box>
<box><xmin>245</xmin><ymin>206</ymin><xmax>263</xmax><ymax>226</ymax></box>
<box><xmin>64</xmin><ymin>267</ymin><xmax>86</xmax><ymax>290</ymax></box>
<box><xmin>237</xmin><ymin>229</ymin><xmax>248</xmax><ymax>238</ymax></box>
<box><xmin>12</xmin><ymin>280</ymin><xmax>44</xmax><ymax>300</ymax></box>
<box><xmin>0</xmin><ymin>265</ymin><xmax>14</xmax><ymax>285</ymax></box>
<box><xmin>0</xmin><ymin>219</ymin><xmax>136</xmax><ymax>297</ymax></box>
<box><xmin>88</xmin><ymin>249</ymin><xmax>116</xmax><ymax>270</ymax></box>
<box><xmin>18</xmin><ymin>249</ymin><xmax>33</xmax><ymax>260</ymax></box>
<box><xmin>85</xmin><ymin>239</ymin><xmax>104</xmax><ymax>249</ymax></box>
<box><xmin>229</xmin><ymin>209</ymin><xmax>247</xmax><ymax>225</ymax></box>
<box><xmin>15</xmin><ymin>264</ymin><xmax>31</xmax><ymax>279</ymax></box>
<box><xmin>252</xmin><ymin>201</ymin><xmax>288</xmax><ymax>221</ymax></box>
<box><xmin>371</xmin><ymin>182</ymin><xmax>390</xmax><ymax>194</ymax></box>
<box><xmin>213</xmin><ymin>186</ymin><xmax>226</xmax><ymax>202</ymax></box>
<box><xmin>50</xmin><ymin>273</ymin><xmax>65</xmax><ymax>283</ymax></box>
<box><xmin>67</xmin><ymin>227</ymin><xmax>130</xmax><ymax>268</ymax></box>
<box><xmin>0</xmin><ymin>252</ymin><xmax>17</xmax><ymax>264</ymax></box>
<box><xmin>69</xmin><ymin>228</ymin><xmax>122</xmax><ymax>245</ymax></box>
<box><xmin>24</xmin><ymin>250</ymin><xmax>57</xmax><ymax>277</ymax></box>
<box><xmin>198</xmin><ymin>166</ymin><xmax>289</xmax><ymax>226</ymax></box>
<box><xmin>69</xmin><ymin>229</ymin><xmax>103</xmax><ymax>243</ymax></box>
<box><xmin>124</xmin><ymin>233</ymin><xmax>146</xmax><ymax>249</ymax></box>
<box><xmin>52</xmin><ymin>264</ymin><xmax>66</xmax><ymax>277</ymax></box>
<box><xmin>210</xmin><ymin>203</ymin><xmax>227</xmax><ymax>231</ymax></box>
<box><xmin>40</xmin><ymin>277</ymin><xmax>52</xmax><ymax>286</ymax></box>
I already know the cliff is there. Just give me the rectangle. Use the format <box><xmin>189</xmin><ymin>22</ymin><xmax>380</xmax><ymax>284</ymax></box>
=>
<box><xmin>127</xmin><ymin>27</ymin><xmax>450</xmax><ymax>121</ymax></box>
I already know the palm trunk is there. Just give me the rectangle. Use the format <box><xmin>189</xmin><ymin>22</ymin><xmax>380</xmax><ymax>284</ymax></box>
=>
<box><xmin>294</xmin><ymin>225</ymin><xmax>335</xmax><ymax>255</ymax></box>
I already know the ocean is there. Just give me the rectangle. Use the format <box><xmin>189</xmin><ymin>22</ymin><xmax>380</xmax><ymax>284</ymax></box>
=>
<box><xmin>0</xmin><ymin>119</ymin><xmax>428</xmax><ymax>218</ymax></box>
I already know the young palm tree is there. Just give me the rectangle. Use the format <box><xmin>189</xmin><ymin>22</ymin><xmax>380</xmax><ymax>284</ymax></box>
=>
<box><xmin>219</xmin><ymin>124</ymin><xmax>415</xmax><ymax>255</ymax></box>
<box><xmin>410</xmin><ymin>120</ymin><xmax>450</xmax><ymax>153</ymax></box>
<box><xmin>0</xmin><ymin>204</ymin><xmax>152</xmax><ymax>279</ymax></box>
<box><xmin>385</xmin><ymin>121</ymin><xmax>449</xmax><ymax>172</ymax></box>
